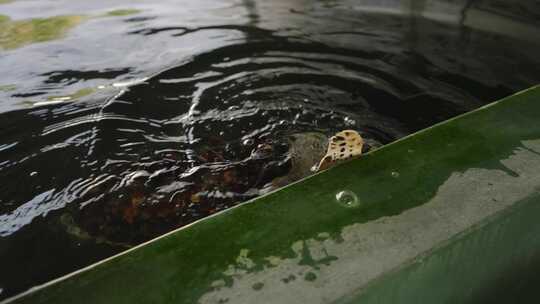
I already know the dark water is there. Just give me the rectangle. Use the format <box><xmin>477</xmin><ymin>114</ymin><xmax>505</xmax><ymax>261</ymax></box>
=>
<box><xmin>1</xmin><ymin>0</ymin><xmax>540</xmax><ymax>299</ymax></box>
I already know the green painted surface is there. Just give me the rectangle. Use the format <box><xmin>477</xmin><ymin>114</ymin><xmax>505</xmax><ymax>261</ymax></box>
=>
<box><xmin>4</xmin><ymin>85</ymin><xmax>540</xmax><ymax>304</ymax></box>
<box><xmin>343</xmin><ymin>194</ymin><xmax>540</xmax><ymax>304</ymax></box>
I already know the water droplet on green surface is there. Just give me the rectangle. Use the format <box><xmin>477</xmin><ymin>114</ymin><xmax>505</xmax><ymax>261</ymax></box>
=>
<box><xmin>335</xmin><ymin>190</ymin><xmax>360</xmax><ymax>208</ymax></box>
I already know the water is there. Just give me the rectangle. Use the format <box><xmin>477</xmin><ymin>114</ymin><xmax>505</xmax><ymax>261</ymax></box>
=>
<box><xmin>1</xmin><ymin>0</ymin><xmax>540</xmax><ymax>299</ymax></box>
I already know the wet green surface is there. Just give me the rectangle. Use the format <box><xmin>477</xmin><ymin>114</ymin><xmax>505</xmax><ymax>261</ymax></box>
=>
<box><xmin>344</xmin><ymin>193</ymin><xmax>540</xmax><ymax>304</ymax></box>
<box><xmin>5</xmin><ymin>85</ymin><xmax>540</xmax><ymax>303</ymax></box>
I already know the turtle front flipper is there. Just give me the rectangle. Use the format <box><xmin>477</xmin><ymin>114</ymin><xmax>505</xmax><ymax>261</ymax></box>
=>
<box><xmin>59</xmin><ymin>213</ymin><xmax>132</xmax><ymax>248</ymax></box>
<box><xmin>315</xmin><ymin>130</ymin><xmax>364</xmax><ymax>172</ymax></box>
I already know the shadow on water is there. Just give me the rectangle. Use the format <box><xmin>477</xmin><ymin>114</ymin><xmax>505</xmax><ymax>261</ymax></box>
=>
<box><xmin>1</xmin><ymin>0</ymin><xmax>540</xmax><ymax>299</ymax></box>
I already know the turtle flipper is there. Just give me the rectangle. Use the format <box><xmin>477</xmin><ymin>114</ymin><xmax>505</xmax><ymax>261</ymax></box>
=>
<box><xmin>315</xmin><ymin>130</ymin><xmax>364</xmax><ymax>172</ymax></box>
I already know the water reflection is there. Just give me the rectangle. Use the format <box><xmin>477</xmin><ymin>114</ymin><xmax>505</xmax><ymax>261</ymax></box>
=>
<box><xmin>0</xmin><ymin>15</ymin><xmax>84</xmax><ymax>50</ymax></box>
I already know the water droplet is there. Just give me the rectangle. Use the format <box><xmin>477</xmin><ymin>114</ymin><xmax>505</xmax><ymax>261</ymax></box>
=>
<box><xmin>29</xmin><ymin>171</ymin><xmax>38</xmax><ymax>177</ymax></box>
<box><xmin>335</xmin><ymin>190</ymin><xmax>360</xmax><ymax>208</ymax></box>
<box><xmin>391</xmin><ymin>171</ymin><xmax>400</xmax><ymax>178</ymax></box>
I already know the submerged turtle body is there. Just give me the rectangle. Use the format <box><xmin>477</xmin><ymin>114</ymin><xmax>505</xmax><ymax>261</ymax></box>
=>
<box><xmin>60</xmin><ymin>130</ymin><xmax>365</xmax><ymax>246</ymax></box>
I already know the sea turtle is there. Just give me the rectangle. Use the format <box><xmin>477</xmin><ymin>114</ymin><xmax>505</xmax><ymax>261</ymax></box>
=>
<box><xmin>59</xmin><ymin>130</ymin><xmax>367</xmax><ymax>246</ymax></box>
<box><xmin>269</xmin><ymin>130</ymin><xmax>364</xmax><ymax>189</ymax></box>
